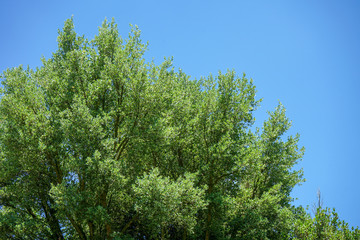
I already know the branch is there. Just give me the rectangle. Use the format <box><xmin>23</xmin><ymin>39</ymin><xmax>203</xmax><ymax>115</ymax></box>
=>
<box><xmin>121</xmin><ymin>213</ymin><xmax>139</xmax><ymax>234</ymax></box>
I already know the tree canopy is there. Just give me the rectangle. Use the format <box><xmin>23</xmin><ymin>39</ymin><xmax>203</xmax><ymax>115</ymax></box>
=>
<box><xmin>0</xmin><ymin>18</ymin><xmax>358</xmax><ymax>240</ymax></box>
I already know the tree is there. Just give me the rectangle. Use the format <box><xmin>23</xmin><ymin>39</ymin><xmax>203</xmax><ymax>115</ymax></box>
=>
<box><xmin>0</xmin><ymin>17</ymin><xmax>329</xmax><ymax>239</ymax></box>
<box><xmin>291</xmin><ymin>190</ymin><xmax>360</xmax><ymax>240</ymax></box>
<box><xmin>293</xmin><ymin>206</ymin><xmax>360</xmax><ymax>239</ymax></box>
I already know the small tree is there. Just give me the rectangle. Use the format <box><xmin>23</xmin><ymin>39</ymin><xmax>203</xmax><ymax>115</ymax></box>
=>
<box><xmin>312</xmin><ymin>188</ymin><xmax>324</xmax><ymax>216</ymax></box>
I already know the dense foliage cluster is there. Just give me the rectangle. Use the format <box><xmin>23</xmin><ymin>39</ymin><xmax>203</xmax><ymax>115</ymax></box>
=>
<box><xmin>0</xmin><ymin>18</ymin><xmax>359</xmax><ymax>239</ymax></box>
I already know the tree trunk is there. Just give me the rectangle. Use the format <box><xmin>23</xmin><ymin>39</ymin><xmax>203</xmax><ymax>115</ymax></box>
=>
<box><xmin>205</xmin><ymin>179</ymin><xmax>213</xmax><ymax>240</ymax></box>
<box><xmin>41</xmin><ymin>197</ymin><xmax>64</xmax><ymax>240</ymax></box>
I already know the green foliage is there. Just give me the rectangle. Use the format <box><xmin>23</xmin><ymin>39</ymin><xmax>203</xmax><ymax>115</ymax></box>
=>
<box><xmin>0</xmin><ymin>17</ymin><xmax>357</xmax><ymax>240</ymax></box>
<box><xmin>133</xmin><ymin>169</ymin><xmax>206</xmax><ymax>238</ymax></box>
<box><xmin>293</xmin><ymin>207</ymin><xmax>360</xmax><ymax>240</ymax></box>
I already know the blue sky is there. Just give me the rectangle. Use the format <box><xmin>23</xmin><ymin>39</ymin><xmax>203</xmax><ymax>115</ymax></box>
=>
<box><xmin>1</xmin><ymin>0</ymin><xmax>360</xmax><ymax>227</ymax></box>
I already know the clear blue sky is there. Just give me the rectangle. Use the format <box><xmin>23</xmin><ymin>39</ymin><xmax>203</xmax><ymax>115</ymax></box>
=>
<box><xmin>1</xmin><ymin>0</ymin><xmax>360</xmax><ymax>227</ymax></box>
